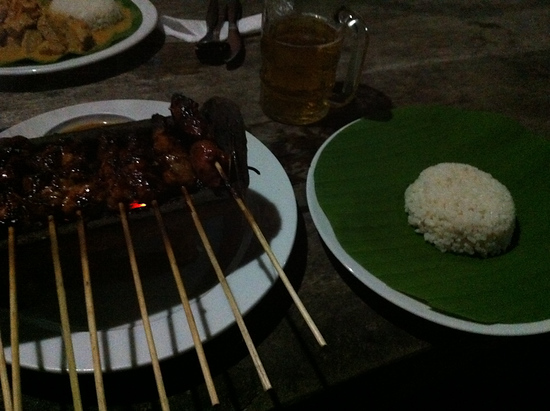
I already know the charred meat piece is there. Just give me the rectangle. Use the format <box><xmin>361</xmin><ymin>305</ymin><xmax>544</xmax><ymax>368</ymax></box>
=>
<box><xmin>21</xmin><ymin>138</ymin><xmax>101</xmax><ymax>220</ymax></box>
<box><xmin>190</xmin><ymin>139</ymin><xmax>230</xmax><ymax>189</ymax></box>
<box><xmin>19</xmin><ymin>142</ymin><xmax>70</xmax><ymax>219</ymax></box>
<box><xmin>0</xmin><ymin>190</ymin><xmax>24</xmax><ymax>225</ymax></box>
<box><xmin>0</xmin><ymin>135</ymin><xmax>33</xmax><ymax>188</ymax></box>
<box><xmin>152</xmin><ymin>114</ymin><xmax>196</xmax><ymax>189</ymax></box>
<box><xmin>170</xmin><ymin>93</ymin><xmax>214</xmax><ymax>142</ymax></box>
<box><xmin>98</xmin><ymin>134</ymin><xmax>163</xmax><ymax>211</ymax></box>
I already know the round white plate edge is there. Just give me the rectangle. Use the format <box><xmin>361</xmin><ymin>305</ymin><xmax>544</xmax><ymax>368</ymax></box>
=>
<box><xmin>0</xmin><ymin>100</ymin><xmax>298</xmax><ymax>372</ymax></box>
<box><xmin>0</xmin><ymin>0</ymin><xmax>158</xmax><ymax>76</ymax></box>
<box><xmin>306</xmin><ymin>119</ymin><xmax>550</xmax><ymax>337</ymax></box>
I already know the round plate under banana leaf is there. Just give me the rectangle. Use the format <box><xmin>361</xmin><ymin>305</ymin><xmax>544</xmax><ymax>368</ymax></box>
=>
<box><xmin>307</xmin><ymin>106</ymin><xmax>550</xmax><ymax>335</ymax></box>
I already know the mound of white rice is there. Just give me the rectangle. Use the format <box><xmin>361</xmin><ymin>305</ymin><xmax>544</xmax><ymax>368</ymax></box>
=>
<box><xmin>404</xmin><ymin>163</ymin><xmax>516</xmax><ymax>257</ymax></box>
<box><xmin>49</xmin><ymin>0</ymin><xmax>123</xmax><ymax>30</ymax></box>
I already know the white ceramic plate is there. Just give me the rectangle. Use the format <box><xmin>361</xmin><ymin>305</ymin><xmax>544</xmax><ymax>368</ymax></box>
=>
<box><xmin>0</xmin><ymin>0</ymin><xmax>157</xmax><ymax>76</ymax></box>
<box><xmin>306</xmin><ymin>120</ymin><xmax>550</xmax><ymax>336</ymax></box>
<box><xmin>0</xmin><ymin>100</ymin><xmax>297</xmax><ymax>372</ymax></box>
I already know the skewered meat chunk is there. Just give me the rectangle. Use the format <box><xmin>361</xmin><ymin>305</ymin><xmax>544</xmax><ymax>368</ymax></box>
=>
<box><xmin>0</xmin><ymin>135</ymin><xmax>32</xmax><ymax>186</ymax></box>
<box><xmin>170</xmin><ymin>93</ymin><xmax>214</xmax><ymax>142</ymax></box>
<box><xmin>151</xmin><ymin>114</ymin><xmax>196</xmax><ymax>188</ymax></box>
<box><xmin>0</xmin><ymin>191</ymin><xmax>23</xmax><ymax>224</ymax></box>
<box><xmin>18</xmin><ymin>138</ymin><xmax>100</xmax><ymax>219</ymax></box>
<box><xmin>98</xmin><ymin>133</ymin><xmax>163</xmax><ymax>211</ymax></box>
<box><xmin>190</xmin><ymin>139</ymin><xmax>230</xmax><ymax>188</ymax></box>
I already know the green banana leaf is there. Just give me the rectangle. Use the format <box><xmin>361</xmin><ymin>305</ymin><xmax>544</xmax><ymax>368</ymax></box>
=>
<box><xmin>313</xmin><ymin>105</ymin><xmax>550</xmax><ymax>325</ymax></box>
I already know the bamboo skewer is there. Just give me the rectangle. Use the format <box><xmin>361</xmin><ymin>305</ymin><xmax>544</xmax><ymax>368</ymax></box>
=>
<box><xmin>182</xmin><ymin>187</ymin><xmax>272</xmax><ymax>391</ymax></box>
<box><xmin>152</xmin><ymin>201</ymin><xmax>219</xmax><ymax>406</ymax></box>
<box><xmin>0</xmin><ymin>329</ymin><xmax>13</xmax><ymax>411</ymax></box>
<box><xmin>76</xmin><ymin>212</ymin><xmax>107</xmax><ymax>411</ymax></box>
<box><xmin>48</xmin><ymin>216</ymin><xmax>83</xmax><ymax>411</ymax></box>
<box><xmin>118</xmin><ymin>203</ymin><xmax>170</xmax><ymax>411</ymax></box>
<box><xmin>8</xmin><ymin>227</ymin><xmax>21</xmax><ymax>411</ymax></box>
<box><xmin>215</xmin><ymin>163</ymin><xmax>327</xmax><ymax>347</ymax></box>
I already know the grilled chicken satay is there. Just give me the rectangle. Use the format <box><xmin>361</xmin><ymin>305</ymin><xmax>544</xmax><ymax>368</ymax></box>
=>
<box><xmin>0</xmin><ymin>94</ymin><xmax>246</xmax><ymax>227</ymax></box>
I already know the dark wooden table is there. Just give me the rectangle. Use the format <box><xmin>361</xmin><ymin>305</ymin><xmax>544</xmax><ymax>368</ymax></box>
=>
<box><xmin>1</xmin><ymin>1</ymin><xmax>549</xmax><ymax>409</ymax></box>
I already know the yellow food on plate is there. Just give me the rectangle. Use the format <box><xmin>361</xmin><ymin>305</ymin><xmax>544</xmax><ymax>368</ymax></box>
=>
<box><xmin>0</xmin><ymin>0</ymin><xmax>136</xmax><ymax>65</ymax></box>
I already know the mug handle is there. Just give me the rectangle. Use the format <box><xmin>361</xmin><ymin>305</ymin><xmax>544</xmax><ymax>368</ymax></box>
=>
<box><xmin>330</xmin><ymin>7</ymin><xmax>369</xmax><ymax>107</ymax></box>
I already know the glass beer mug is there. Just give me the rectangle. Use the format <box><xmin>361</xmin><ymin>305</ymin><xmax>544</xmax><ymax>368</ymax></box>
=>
<box><xmin>260</xmin><ymin>1</ymin><xmax>369</xmax><ymax>125</ymax></box>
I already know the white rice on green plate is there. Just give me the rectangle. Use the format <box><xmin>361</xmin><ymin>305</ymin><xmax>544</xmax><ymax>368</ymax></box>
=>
<box><xmin>404</xmin><ymin>162</ymin><xmax>516</xmax><ymax>257</ymax></box>
<box><xmin>49</xmin><ymin>0</ymin><xmax>124</xmax><ymax>29</ymax></box>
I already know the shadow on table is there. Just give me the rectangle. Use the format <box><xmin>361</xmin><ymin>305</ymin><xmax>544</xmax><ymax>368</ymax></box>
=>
<box><xmin>0</xmin><ymin>28</ymin><xmax>165</xmax><ymax>92</ymax></box>
<box><xmin>283</xmin><ymin>242</ymin><xmax>550</xmax><ymax>409</ymax></box>
<box><xmin>15</xmin><ymin>207</ymin><xmax>309</xmax><ymax>409</ymax></box>
<box><xmin>315</xmin><ymin>83</ymin><xmax>395</xmax><ymax>132</ymax></box>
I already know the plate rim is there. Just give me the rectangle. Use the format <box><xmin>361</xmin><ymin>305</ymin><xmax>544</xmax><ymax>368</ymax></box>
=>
<box><xmin>306</xmin><ymin>115</ymin><xmax>550</xmax><ymax>337</ymax></box>
<box><xmin>0</xmin><ymin>0</ymin><xmax>158</xmax><ymax>76</ymax></box>
<box><xmin>0</xmin><ymin>99</ymin><xmax>298</xmax><ymax>372</ymax></box>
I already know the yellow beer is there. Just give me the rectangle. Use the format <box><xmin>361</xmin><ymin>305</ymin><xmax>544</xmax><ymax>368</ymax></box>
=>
<box><xmin>260</xmin><ymin>14</ymin><xmax>343</xmax><ymax>125</ymax></box>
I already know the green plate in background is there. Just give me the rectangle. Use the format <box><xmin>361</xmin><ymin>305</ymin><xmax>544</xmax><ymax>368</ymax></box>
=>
<box><xmin>306</xmin><ymin>105</ymin><xmax>550</xmax><ymax>335</ymax></box>
<box><xmin>0</xmin><ymin>0</ymin><xmax>142</xmax><ymax>67</ymax></box>
<box><xmin>0</xmin><ymin>0</ymin><xmax>156</xmax><ymax>76</ymax></box>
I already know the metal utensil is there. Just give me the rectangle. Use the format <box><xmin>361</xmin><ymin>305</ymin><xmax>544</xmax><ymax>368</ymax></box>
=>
<box><xmin>198</xmin><ymin>0</ymin><xmax>219</xmax><ymax>43</ymax></box>
<box><xmin>225</xmin><ymin>0</ymin><xmax>245</xmax><ymax>70</ymax></box>
<box><xmin>195</xmin><ymin>0</ymin><xmax>231</xmax><ymax>65</ymax></box>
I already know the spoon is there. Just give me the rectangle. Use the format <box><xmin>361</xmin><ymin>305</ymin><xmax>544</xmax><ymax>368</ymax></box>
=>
<box><xmin>225</xmin><ymin>0</ymin><xmax>245</xmax><ymax>70</ymax></box>
<box><xmin>195</xmin><ymin>0</ymin><xmax>231</xmax><ymax>65</ymax></box>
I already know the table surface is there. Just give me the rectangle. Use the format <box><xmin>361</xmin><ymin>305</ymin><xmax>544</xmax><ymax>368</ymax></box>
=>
<box><xmin>1</xmin><ymin>0</ymin><xmax>550</xmax><ymax>409</ymax></box>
